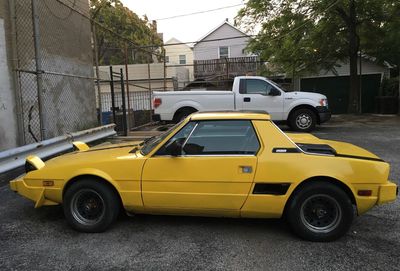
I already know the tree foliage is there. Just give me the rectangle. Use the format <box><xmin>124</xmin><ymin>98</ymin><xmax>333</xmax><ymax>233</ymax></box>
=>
<box><xmin>90</xmin><ymin>0</ymin><xmax>162</xmax><ymax>65</ymax></box>
<box><xmin>236</xmin><ymin>0</ymin><xmax>400</xmax><ymax>112</ymax></box>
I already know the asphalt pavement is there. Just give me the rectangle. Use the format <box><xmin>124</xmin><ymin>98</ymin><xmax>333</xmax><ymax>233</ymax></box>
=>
<box><xmin>1</xmin><ymin>115</ymin><xmax>399</xmax><ymax>270</ymax></box>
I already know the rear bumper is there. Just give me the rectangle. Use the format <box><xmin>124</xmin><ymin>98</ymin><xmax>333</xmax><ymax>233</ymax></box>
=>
<box><xmin>152</xmin><ymin>114</ymin><xmax>161</xmax><ymax>122</ymax></box>
<box><xmin>377</xmin><ymin>181</ymin><xmax>398</xmax><ymax>205</ymax></box>
<box><xmin>316</xmin><ymin>106</ymin><xmax>331</xmax><ymax>124</ymax></box>
<box><xmin>10</xmin><ymin>177</ymin><xmax>59</xmax><ymax>208</ymax></box>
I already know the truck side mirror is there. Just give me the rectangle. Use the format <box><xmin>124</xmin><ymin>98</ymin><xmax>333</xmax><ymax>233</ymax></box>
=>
<box><xmin>269</xmin><ymin>88</ymin><xmax>281</xmax><ymax>96</ymax></box>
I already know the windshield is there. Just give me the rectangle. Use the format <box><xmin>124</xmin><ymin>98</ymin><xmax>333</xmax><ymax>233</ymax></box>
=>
<box><xmin>140</xmin><ymin>121</ymin><xmax>184</xmax><ymax>155</ymax></box>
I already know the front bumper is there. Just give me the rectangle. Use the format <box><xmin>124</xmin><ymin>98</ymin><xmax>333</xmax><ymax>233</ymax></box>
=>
<box><xmin>316</xmin><ymin>106</ymin><xmax>331</xmax><ymax>124</ymax></box>
<box><xmin>10</xmin><ymin>177</ymin><xmax>59</xmax><ymax>208</ymax></box>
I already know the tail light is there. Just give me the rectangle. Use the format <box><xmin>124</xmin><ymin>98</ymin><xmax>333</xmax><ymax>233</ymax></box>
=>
<box><xmin>153</xmin><ymin>98</ymin><xmax>162</xmax><ymax>109</ymax></box>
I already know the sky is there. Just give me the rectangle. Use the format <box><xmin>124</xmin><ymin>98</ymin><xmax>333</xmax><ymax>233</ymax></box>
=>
<box><xmin>120</xmin><ymin>0</ymin><xmax>247</xmax><ymax>44</ymax></box>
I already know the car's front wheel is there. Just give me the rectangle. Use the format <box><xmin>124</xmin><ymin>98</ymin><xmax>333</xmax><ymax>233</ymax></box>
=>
<box><xmin>286</xmin><ymin>182</ymin><xmax>354</xmax><ymax>242</ymax></box>
<box><xmin>63</xmin><ymin>179</ymin><xmax>120</xmax><ymax>232</ymax></box>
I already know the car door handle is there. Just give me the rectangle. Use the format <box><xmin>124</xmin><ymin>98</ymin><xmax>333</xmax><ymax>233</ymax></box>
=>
<box><xmin>240</xmin><ymin>166</ymin><xmax>253</xmax><ymax>173</ymax></box>
<box><xmin>244</xmin><ymin>97</ymin><xmax>251</xmax><ymax>102</ymax></box>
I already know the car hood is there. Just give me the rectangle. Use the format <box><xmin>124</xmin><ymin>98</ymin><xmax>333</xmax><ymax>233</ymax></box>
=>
<box><xmin>286</xmin><ymin>133</ymin><xmax>382</xmax><ymax>161</ymax></box>
<box><xmin>44</xmin><ymin>141</ymin><xmax>144</xmax><ymax>168</ymax></box>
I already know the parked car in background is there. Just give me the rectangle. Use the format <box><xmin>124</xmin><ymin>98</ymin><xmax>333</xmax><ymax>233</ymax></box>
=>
<box><xmin>153</xmin><ymin>76</ymin><xmax>331</xmax><ymax>132</ymax></box>
<box><xmin>10</xmin><ymin>111</ymin><xmax>397</xmax><ymax>241</ymax></box>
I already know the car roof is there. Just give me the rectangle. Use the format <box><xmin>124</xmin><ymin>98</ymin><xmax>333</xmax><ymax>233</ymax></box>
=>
<box><xmin>189</xmin><ymin>110</ymin><xmax>271</xmax><ymax>121</ymax></box>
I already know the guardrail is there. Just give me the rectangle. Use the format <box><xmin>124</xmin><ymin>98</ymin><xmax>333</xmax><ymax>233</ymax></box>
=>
<box><xmin>0</xmin><ymin>124</ymin><xmax>116</xmax><ymax>174</ymax></box>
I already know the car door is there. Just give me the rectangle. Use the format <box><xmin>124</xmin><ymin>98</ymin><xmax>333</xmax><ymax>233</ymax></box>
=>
<box><xmin>237</xmin><ymin>78</ymin><xmax>284</xmax><ymax>120</ymax></box>
<box><xmin>141</xmin><ymin>120</ymin><xmax>260</xmax><ymax>214</ymax></box>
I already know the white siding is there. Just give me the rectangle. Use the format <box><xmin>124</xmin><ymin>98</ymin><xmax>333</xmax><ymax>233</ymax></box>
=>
<box><xmin>193</xmin><ymin>23</ymin><xmax>249</xmax><ymax>60</ymax></box>
<box><xmin>165</xmin><ymin>38</ymin><xmax>194</xmax><ymax>82</ymax></box>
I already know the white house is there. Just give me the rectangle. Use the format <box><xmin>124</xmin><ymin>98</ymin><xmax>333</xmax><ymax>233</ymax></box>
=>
<box><xmin>164</xmin><ymin>37</ymin><xmax>194</xmax><ymax>86</ymax></box>
<box><xmin>193</xmin><ymin>20</ymin><xmax>251</xmax><ymax>60</ymax></box>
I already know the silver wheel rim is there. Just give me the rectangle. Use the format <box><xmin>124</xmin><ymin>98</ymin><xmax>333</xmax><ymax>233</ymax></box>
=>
<box><xmin>71</xmin><ymin>189</ymin><xmax>105</xmax><ymax>226</ymax></box>
<box><xmin>296</xmin><ymin>113</ymin><xmax>312</xmax><ymax>129</ymax></box>
<box><xmin>300</xmin><ymin>194</ymin><xmax>342</xmax><ymax>234</ymax></box>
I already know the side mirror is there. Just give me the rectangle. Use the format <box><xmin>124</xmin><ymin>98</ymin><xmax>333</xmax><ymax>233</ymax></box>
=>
<box><xmin>269</xmin><ymin>88</ymin><xmax>281</xmax><ymax>96</ymax></box>
<box><xmin>165</xmin><ymin>138</ymin><xmax>184</xmax><ymax>156</ymax></box>
<box><xmin>183</xmin><ymin>143</ymin><xmax>204</xmax><ymax>155</ymax></box>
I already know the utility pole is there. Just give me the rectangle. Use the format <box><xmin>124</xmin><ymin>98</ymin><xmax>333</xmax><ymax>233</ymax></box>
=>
<box><xmin>31</xmin><ymin>0</ymin><xmax>46</xmax><ymax>140</ymax></box>
<box><xmin>92</xmin><ymin>23</ymin><xmax>103</xmax><ymax>125</ymax></box>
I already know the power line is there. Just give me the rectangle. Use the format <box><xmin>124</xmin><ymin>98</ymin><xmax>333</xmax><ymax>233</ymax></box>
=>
<box><xmin>153</xmin><ymin>3</ymin><xmax>244</xmax><ymax>21</ymax></box>
<box><xmin>161</xmin><ymin>0</ymin><xmax>340</xmax><ymax>47</ymax></box>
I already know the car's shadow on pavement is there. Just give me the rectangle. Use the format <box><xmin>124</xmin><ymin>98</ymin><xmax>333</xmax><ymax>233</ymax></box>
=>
<box><xmin>28</xmin><ymin>204</ymin><xmax>294</xmax><ymax>240</ymax></box>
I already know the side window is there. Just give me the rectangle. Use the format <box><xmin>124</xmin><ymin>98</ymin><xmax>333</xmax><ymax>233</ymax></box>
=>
<box><xmin>179</xmin><ymin>55</ymin><xmax>186</xmax><ymax>64</ymax></box>
<box><xmin>156</xmin><ymin>122</ymin><xmax>196</xmax><ymax>155</ymax></box>
<box><xmin>219</xmin><ymin>46</ymin><xmax>229</xmax><ymax>59</ymax></box>
<box><xmin>183</xmin><ymin>120</ymin><xmax>260</xmax><ymax>155</ymax></box>
<box><xmin>244</xmin><ymin>79</ymin><xmax>274</xmax><ymax>95</ymax></box>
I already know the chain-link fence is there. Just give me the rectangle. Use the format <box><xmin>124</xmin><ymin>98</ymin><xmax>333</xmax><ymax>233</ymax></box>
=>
<box><xmin>12</xmin><ymin>0</ymin><xmax>96</xmax><ymax>144</ymax></box>
<box><xmin>10</xmin><ymin>0</ymin><xmax>171</xmax><ymax>143</ymax></box>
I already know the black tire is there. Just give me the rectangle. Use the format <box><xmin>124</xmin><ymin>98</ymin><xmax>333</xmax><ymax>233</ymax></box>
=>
<box><xmin>173</xmin><ymin>108</ymin><xmax>196</xmax><ymax>123</ymax></box>
<box><xmin>289</xmin><ymin>108</ymin><xmax>317</xmax><ymax>132</ymax></box>
<box><xmin>286</xmin><ymin>182</ymin><xmax>354</xmax><ymax>242</ymax></box>
<box><xmin>63</xmin><ymin>179</ymin><xmax>120</xmax><ymax>233</ymax></box>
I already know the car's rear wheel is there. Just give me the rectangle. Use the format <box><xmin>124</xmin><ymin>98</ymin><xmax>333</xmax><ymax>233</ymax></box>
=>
<box><xmin>63</xmin><ymin>179</ymin><xmax>120</xmax><ymax>232</ymax></box>
<box><xmin>286</xmin><ymin>182</ymin><xmax>354</xmax><ymax>242</ymax></box>
<box><xmin>289</xmin><ymin>108</ymin><xmax>317</xmax><ymax>132</ymax></box>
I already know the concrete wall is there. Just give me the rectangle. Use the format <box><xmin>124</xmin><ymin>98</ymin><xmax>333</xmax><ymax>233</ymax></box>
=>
<box><xmin>0</xmin><ymin>0</ymin><xmax>19</xmax><ymax>151</ymax></box>
<box><xmin>193</xmin><ymin>23</ymin><xmax>249</xmax><ymax>61</ymax></box>
<box><xmin>0</xmin><ymin>0</ymin><xmax>97</xmax><ymax>151</ymax></box>
<box><xmin>97</xmin><ymin>63</ymin><xmax>175</xmax><ymax>93</ymax></box>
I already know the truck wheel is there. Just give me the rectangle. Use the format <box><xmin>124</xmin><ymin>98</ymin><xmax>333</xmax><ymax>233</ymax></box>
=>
<box><xmin>174</xmin><ymin>109</ymin><xmax>196</xmax><ymax>123</ymax></box>
<box><xmin>289</xmin><ymin>108</ymin><xmax>316</xmax><ymax>132</ymax></box>
<box><xmin>286</xmin><ymin>182</ymin><xmax>354</xmax><ymax>242</ymax></box>
<box><xmin>63</xmin><ymin>179</ymin><xmax>120</xmax><ymax>233</ymax></box>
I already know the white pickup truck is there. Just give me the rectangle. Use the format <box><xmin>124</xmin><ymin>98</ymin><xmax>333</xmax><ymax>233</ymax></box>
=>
<box><xmin>152</xmin><ymin>76</ymin><xmax>331</xmax><ymax>132</ymax></box>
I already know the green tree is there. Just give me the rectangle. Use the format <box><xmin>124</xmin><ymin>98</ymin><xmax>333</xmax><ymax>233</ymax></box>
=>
<box><xmin>236</xmin><ymin>0</ymin><xmax>399</xmax><ymax>113</ymax></box>
<box><xmin>90</xmin><ymin>0</ymin><xmax>162</xmax><ymax>65</ymax></box>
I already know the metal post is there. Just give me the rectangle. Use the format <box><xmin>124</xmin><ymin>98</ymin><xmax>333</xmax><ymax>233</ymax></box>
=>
<box><xmin>92</xmin><ymin>23</ymin><xmax>102</xmax><ymax>125</ymax></box>
<box><xmin>359</xmin><ymin>50</ymin><xmax>362</xmax><ymax>113</ymax></box>
<box><xmin>163</xmin><ymin>49</ymin><xmax>166</xmax><ymax>91</ymax></box>
<box><xmin>124</xmin><ymin>44</ymin><xmax>131</xmax><ymax>130</ymax></box>
<box><xmin>147</xmin><ymin>62</ymin><xmax>152</xmax><ymax>122</ymax></box>
<box><xmin>120</xmin><ymin>68</ymin><xmax>127</xmax><ymax>136</ymax></box>
<box><xmin>109</xmin><ymin>66</ymin><xmax>116</xmax><ymax>124</ymax></box>
<box><xmin>9</xmin><ymin>0</ymin><xmax>25</xmax><ymax>145</ymax></box>
<box><xmin>31</xmin><ymin>0</ymin><xmax>46</xmax><ymax>140</ymax></box>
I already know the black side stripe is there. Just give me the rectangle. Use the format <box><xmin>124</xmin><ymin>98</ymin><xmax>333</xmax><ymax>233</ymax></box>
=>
<box><xmin>272</xmin><ymin>147</ymin><xmax>384</xmax><ymax>162</ymax></box>
<box><xmin>253</xmin><ymin>183</ymin><xmax>291</xmax><ymax>195</ymax></box>
<box><xmin>335</xmin><ymin>154</ymin><xmax>384</xmax><ymax>162</ymax></box>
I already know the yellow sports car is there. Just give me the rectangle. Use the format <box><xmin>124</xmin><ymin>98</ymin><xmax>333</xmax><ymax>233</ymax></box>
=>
<box><xmin>10</xmin><ymin>111</ymin><xmax>397</xmax><ymax>241</ymax></box>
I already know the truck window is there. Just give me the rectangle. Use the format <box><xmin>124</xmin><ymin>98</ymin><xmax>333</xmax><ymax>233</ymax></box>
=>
<box><xmin>240</xmin><ymin>79</ymin><xmax>274</xmax><ymax>95</ymax></box>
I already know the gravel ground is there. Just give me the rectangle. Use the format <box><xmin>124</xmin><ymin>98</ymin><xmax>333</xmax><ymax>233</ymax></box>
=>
<box><xmin>1</xmin><ymin>115</ymin><xmax>399</xmax><ymax>271</ymax></box>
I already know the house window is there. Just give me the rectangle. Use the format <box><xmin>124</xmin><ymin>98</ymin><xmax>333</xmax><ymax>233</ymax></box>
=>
<box><xmin>219</xmin><ymin>46</ymin><xmax>229</xmax><ymax>59</ymax></box>
<box><xmin>165</xmin><ymin>56</ymin><xmax>169</xmax><ymax>63</ymax></box>
<box><xmin>179</xmin><ymin>55</ymin><xmax>186</xmax><ymax>64</ymax></box>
